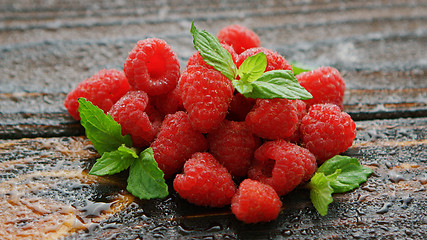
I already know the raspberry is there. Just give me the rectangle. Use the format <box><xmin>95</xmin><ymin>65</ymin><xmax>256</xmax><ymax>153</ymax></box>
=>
<box><xmin>173</xmin><ymin>152</ymin><xmax>236</xmax><ymax>207</ymax></box>
<box><xmin>179</xmin><ymin>65</ymin><xmax>234</xmax><ymax>133</ymax></box>
<box><xmin>300</xmin><ymin>103</ymin><xmax>356</xmax><ymax>164</ymax></box>
<box><xmin>284</xmin><ymin>100</ymin><xmax>307</xmax><ymax>143</ymax></box>
<box><xmin>248</xmin><ymin>140</ymin><xmax>317</xmax><ymax>195</ymax></box>
<box><xmin>144</xmin><ymin>101</ymin><xmax>163</xmax><ymax>133</ymax></box>
<box><xmin>151</xmin><ymin>111</ymin><xmax>208</xmax><ymax>179</ymax></box>
<box><xmin>151</xmin><ymin>86</ymin><xmax>184</xmax><ymax>116</ymax></box>
<box><xmin>217</xmin><ymin>24</ymin><xmax>261</xmax><ymax>54</ymax></box>
<box><xmin>237</xmin><ymin>47</ymin><xmax>292</xmax><ymax>72</ymax></box>
<box><xmin>245</xmin><ymin>98</ymin><xmax>300</xmax><ymax>140</ymax></box>
<box><xmin>231</xmin><ymin>179</ymin><xmax>282</xmax><ymax>224</ymax></box>
<box><xmin>107</xmin><ymin>91</ymin><xmax>157</xmax><ymax>148</ymax></box>
<box><xmin>296</xmin><ymin>66</ymin><xmax>346</xmax><ymax>110</ymax></box>
<box><xmin>64</xmin><ymin>69</ymin><xmax>130</xmax><ymax>120</ymax></box>
<box><xmin>207</xmin><ymin>120</ymin><xmax>259</xmax><ymax>177</ymax></box>
<box><xmin>187</xmin><ymin>43</ymin><xmax>238</xmax><ymax>69</ymax></box>
<box><xmin>227</xmin><ymin>93</ymin><xmax>256</xmax><ymax>122</ymax></box>
<box><xmin>124</xmin><ymin>38</ymin><xmax>180</xmax><ymax>96</ymax></box>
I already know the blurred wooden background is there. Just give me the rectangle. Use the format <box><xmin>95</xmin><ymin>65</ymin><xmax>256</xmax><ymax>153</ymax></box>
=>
<box><xmin>0</xmin><ymin>0</ymin><xmax>426</xmax><ymax>239</ymax></box>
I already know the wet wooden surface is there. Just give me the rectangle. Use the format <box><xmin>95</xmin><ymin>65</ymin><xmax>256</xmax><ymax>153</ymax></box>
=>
<box><xmin>0</xmin><ymin>0</ymin><xmax>426</xmax><ymax>239</ymax></box>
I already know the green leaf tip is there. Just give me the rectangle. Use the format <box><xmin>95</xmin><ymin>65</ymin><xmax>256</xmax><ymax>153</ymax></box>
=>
<box><xmin>241</xmin><ymin>70</ymin><xmax>313</xmax><ymax>100</ymax></box>
<box><xmin>190</xmin><ymin>21</ymin><xmax>238</xmax><ymax>81</ymax></box>
<box><xmin>290</xmin><ymin>61</ymin><xmax>313</xmax><ymax>75</ymax></box>
<box><xmin>127</xmin><ymin>147</ymin><xmax>169</xmax><ymax>200</ymax></box>
<box><xmin>308</xmin><ymin>155</ymin><xmax>373</xmax><ymax>216</ymax></box>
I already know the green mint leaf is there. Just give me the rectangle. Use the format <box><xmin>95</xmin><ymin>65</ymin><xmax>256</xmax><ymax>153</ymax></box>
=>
<box><xmin>190</xmin><ymin>21</ymin><xmax>237</xmax><ymax>81</ymax></box>
<box><xmin>242</xmin><ymin>70</ymin><xmax>313</xmax><ymax>100</ymax></box>
<box><xmin>317</xmin><ymin>155</ymin><xmax>373</xmax><ymax>193</ymax></box>
<box><xmin>290</xmin><ymin>61</ymin><xmax>313</xmax><ymax>75</ymax></box>
<box><xmin>308</xmin><ymin>155</ymin><xmax>373</xmax><ymax>216</ymax></box>
<box><xmin>127</xmin><ymin>147</ymin><xmax>168</xmax><ymax>200</ymax></box>
<box><xmin>232</xmin><ymin>79</ymin><xmax>253</xmax><ymax>95</ymax></box>
<box><xmin>309</xmin><ymin>170</ymin><xmax>341</xmax><ymax>216</ymax></box>
<box><xmin>238</xmin><ymin>52</ymin><xmax>267</xmax><ymax>83</ymax></box>
<box><xmin>78</xmin><ymin>98</ymin><xmax>132</xmax><ymax>155</ymax></box>
<box><xmin>117</xmin><ymin>144</ymin><xmax>139</xmax><ymax>159</ymax></box>
<box><xmin>89</xmin><ymin>144</ymin><xmax>138</xmax><ymax>176</ymax></box>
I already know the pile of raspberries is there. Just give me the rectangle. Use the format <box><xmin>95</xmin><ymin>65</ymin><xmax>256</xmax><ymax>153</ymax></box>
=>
<box><xmin>65</xmin><ymin>24</ymin><xmax>356</xmax><ymax>224</ymax></box>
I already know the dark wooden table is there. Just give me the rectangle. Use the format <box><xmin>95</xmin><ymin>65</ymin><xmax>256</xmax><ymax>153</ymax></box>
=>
<box><xmin>1</xmin><ymin>0</ymin><xmax>426</xmax><ymax>239</ymax></box>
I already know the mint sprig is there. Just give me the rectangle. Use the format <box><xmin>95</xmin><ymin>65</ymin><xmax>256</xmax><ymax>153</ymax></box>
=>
<box><xmin>78</xmin><ymin>98</ymin><xmax>132</xmax><ymax>155</ymax></box>
<box><xmin>307</xmin><ymin>155</ymin><xmax>373</xmax><ymax>216</ymax></box>
<box><xmin>190</xmin><ymin>21</ymin><xmax>312</xmax><ymax>100</ymax></box>
<box><xmin>79</xmin><ymin>98</ymin><xmax>168</xmax><ymax>200</ymax></box>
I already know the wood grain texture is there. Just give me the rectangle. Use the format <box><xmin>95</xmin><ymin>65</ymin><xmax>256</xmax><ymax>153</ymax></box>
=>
<box><xmin>0</xmin><ymin>0</ymin><xmax>426</xmax><ymax>239</ymax></box>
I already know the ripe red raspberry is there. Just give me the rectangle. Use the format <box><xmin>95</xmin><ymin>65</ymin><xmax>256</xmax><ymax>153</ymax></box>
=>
<box><xmin>124</xmin><ymin>38</ymin><xmax>180</xmax><ymax>96</ymax></box>
<box><xmin>151</xmin><ymin>111</ymin><xmax>208</xmax><ymax>179</ymax></box>
<box><xmin>151</xmin><ymin>86</ymin><xmax>184</xmax><ymax>116</ymax></box>
<box><xmin>231</xmin><ymin>179</ymin><xmax>282</xmax><ymax>224</ymax></box>
<box><xmin>227</xmin><ymin>93</ymin><xmax>256</xmax><ymax>122</ymax></box>
<box><xmin>237</xmin><ymin>47</ymin><xmax>292</xmax><ymax>72</ymax></box>
<box><xmin>245</xmin><ymin>98</ymin><xmax>300</xmax><ymax>140</ymax></box>
<box><xmin>179</xmin><ymin>65</ymin><xmax>234</xmax><ymax>133</ymax></box>
<box><xmin>207</xmin><ymin>120</ymin><xmax>259</xmax><ymax>177</ymax></box>
<box><xmin>173</xmin><ymin>152</ymin><xmax>237</xmax><ymax>207</ymax></box>
<box><xmin>296</xmin><ymin>66</ymin><xmax>346</xmax><ymax>110</ymax></box>
<box><xmin>284</xmin><ymin>100</ymin><xmax>307</xmax><ymax>143</ymax></box>
<box><xmin>217</xmin><ymin>24</ymin><xmax>261</xmax><ymax>54</ymax></box>
<box><xmin>64</xmin><ymin>69</ymin><xmax>130</xmax><ymax>120</ymax></box>
<box><xmin>143</xmin><ymin>101</ymin><xmax>163</xmax><ymax>133</ymax></box>
<box><xmin>248</xmin><ymin>140</ymin><xmax>317</xmax><ymax>195</ymax></box>
<box><xmin>300</xmin><ymin>103</ymin><xmax>356</xmax><ymax>164</ymax></box>
<box><xmin>107</xmin><ymin>91</ymin><xmax>158</xmax><ymax>148</ymax></box>
<box><xmin>187</xmin><ymin>43</ymin><xmax>238</xmax><ymax>69</ymax></box>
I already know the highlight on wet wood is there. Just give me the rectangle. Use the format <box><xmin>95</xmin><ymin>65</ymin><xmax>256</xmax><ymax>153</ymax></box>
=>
<box><xmin>0</xmin><ymin>0</ymin><xmax>426</xmax><ymax>239</ymax></box>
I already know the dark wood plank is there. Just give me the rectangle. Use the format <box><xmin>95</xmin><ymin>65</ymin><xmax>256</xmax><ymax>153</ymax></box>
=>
<box><xmin>0</xmin><ymin>137</ymin><xmax>136</xmax><ymax>239</ymax></box>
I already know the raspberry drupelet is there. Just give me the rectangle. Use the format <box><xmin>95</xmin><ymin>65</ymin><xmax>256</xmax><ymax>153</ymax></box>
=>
<box><xmin>173</xmin><ymin>152</ymin><xmax>237</xmax><ymax>208</ymax></box>
<box><xmin>300</xmin><ymin>103</ymin><xmax>356</xmax><ymax>164</ymax></box>
<box><xmin>151</xmin><ymin>111</ymin><xmax>208</xmax><ymax>179</ymax></box>
<box><xmin>296</xmin><ymin>66</ymin><xmax>346</xmax><ymax>110</ymax></box>
<box><xmin>248</xmin><ymin>140</ymin><xmax>317</xmax><ymax>195</ymax></box>
<box><xmin>179</xmin><ymin>65</ymin><xmax>234</xmax><ymax>133</ymax></box>
<box><xmin>124</xmin><ymin>38</ymin><xmax>180</xmax><ymax>96</ymax></box>
<box><xmin>217</xmin><ymin>24</ymin><xmax>261</xmax><ymax>54</ymax></box>
<box><xmin>64</xmin><ymin>69</ymin><xmax>130</xmax><ymax>120</ymax></box>
<box><xmin>231</xmin><ymin>179</ymin><xmax>282</xmax><ymax>224</ymax></box>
